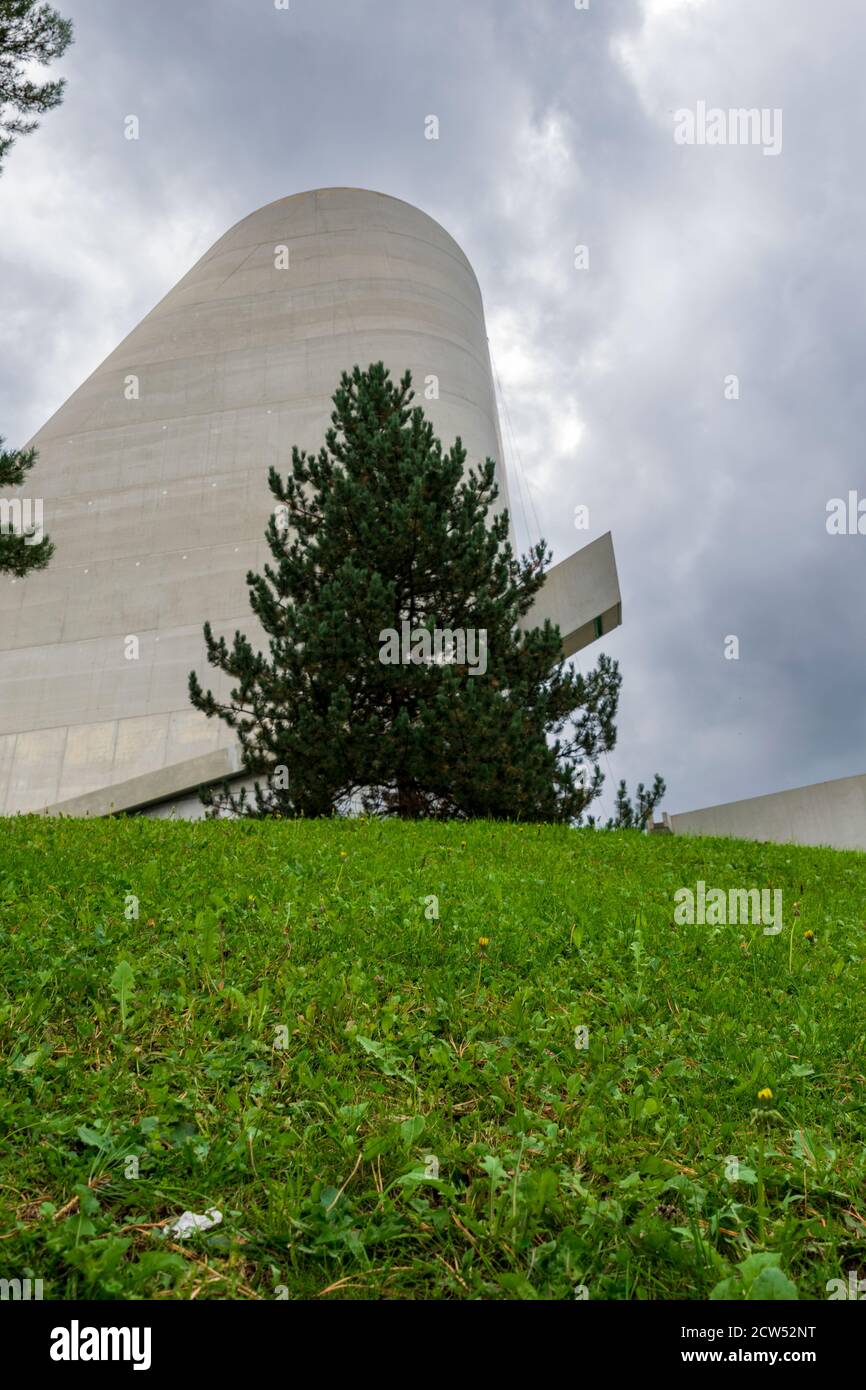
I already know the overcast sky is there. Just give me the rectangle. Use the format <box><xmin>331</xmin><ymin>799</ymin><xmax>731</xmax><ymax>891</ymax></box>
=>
<box><xmin>2</xmin><ymin>0</ymin><xmax>863</xmax><ymax>819</ymax></box>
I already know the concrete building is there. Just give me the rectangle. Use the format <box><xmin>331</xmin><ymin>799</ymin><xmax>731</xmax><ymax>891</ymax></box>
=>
<box><xmin>0</xmin><ymin>188</ymin><xmax>621</xmax><ymax>818</ymax></box>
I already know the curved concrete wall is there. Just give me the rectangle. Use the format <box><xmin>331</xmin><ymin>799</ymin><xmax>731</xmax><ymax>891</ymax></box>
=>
<box><xmin>0</xmin><ymin>188</ymin><xmax>511</xmax><ymax>813</ymax></box>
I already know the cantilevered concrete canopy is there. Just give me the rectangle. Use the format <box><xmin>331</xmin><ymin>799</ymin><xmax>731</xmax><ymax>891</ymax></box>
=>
<box><xmin>1</xmin><ymin>188</ymin><xmax>621</xmax><ymax>817</ymax></box>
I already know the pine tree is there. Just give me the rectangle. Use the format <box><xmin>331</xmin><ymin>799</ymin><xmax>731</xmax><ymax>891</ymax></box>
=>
<box><xmin>189</xmin><ymin>362</ymin><xmax>625</xmax><ymax>821</ymax></box>
<box><xmin>604</xmin><ymin>775</ymin><xmax>667</xmax><ymax>829</ymax></box>
<box><xmin>0</xmin><ymin>0</ymin><xmax>73</xmax><ymax>171</ymax></box>
<box><xmin>0</xmin><ymin>2</ymin><xmax>72</xmax><ymax>576</ymax></box>
<box><xmin>0</xmin><ymin>439</ymin><xmax>53</xmax><ymax>575</ymax></box>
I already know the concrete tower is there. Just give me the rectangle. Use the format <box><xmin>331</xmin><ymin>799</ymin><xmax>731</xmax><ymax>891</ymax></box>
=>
<box><xmin>0</xmin><ymin>189</ymin><xmax>620</xmax><ymax>817</ymax></box>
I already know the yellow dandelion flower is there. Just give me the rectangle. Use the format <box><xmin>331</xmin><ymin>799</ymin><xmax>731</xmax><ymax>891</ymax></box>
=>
<box><xmin>757</xmin><ymin>1087</ymin><xmax>773</xmax><ymax>1102</ymax></box>
<box><xmin>804</xmin><ymin>930</ymin><xmax>814</xmax><ymax>940</ymax></box>
<box><xmin>478</xmin><ymin>936</ymin><xmax>490</xmax><ymax>948</ymax></box>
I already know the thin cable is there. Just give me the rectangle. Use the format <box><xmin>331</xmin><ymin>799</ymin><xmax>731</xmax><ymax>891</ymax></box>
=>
<box><xmin>492</xmin><ymin>353</ymin><xmax>538</xmax><ymax>550</ymax></box>
<box><xmin>490</xmin><ymin>347</ymin><xmax>543</xmax><ymax>554</ymax></box>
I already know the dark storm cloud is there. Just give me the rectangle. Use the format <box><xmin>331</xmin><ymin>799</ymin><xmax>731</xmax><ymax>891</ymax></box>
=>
<box><xmin>1</xmin><ymin>0</ymin><xmax>863</xmax><ymax>817</ymax></box>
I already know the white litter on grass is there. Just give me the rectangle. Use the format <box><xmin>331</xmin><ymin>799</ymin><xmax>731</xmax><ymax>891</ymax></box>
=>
<box><xmin>165</xmin><ymin>1207</ymin><xmax>223</xmax><ymax>1239</ymax></box>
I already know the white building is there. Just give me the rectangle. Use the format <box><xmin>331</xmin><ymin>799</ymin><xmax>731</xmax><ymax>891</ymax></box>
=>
<box><xmin>0</xmin><ymin>188</ymin><xmax>621</xmax><ymax>817</ymax></box>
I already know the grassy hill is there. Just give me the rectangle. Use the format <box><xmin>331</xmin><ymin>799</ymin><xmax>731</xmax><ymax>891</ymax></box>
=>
<box><xmin>1</xmin><ymin>816</ymin><xmax>864</xmax><ymax>1301</ymax></box>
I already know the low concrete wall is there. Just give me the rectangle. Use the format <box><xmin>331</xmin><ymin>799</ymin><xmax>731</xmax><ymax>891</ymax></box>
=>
<box><xmin>668</xmin><ymin>771</ymin><xmax>866</xmax><ymax>853</ymax></box>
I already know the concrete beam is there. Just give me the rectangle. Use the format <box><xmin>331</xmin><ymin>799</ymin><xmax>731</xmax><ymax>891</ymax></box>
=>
<box><xmin>521</xmin><ymin>531</ymin><xmax>622</xmax><ymax>657</ymax></box>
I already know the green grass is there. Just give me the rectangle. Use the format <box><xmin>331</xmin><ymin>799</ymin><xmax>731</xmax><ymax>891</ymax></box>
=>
<box><xmin>1</xmin><ymin>816</ymin><xmax>865</xmax><ymax>1301</ymax></box>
